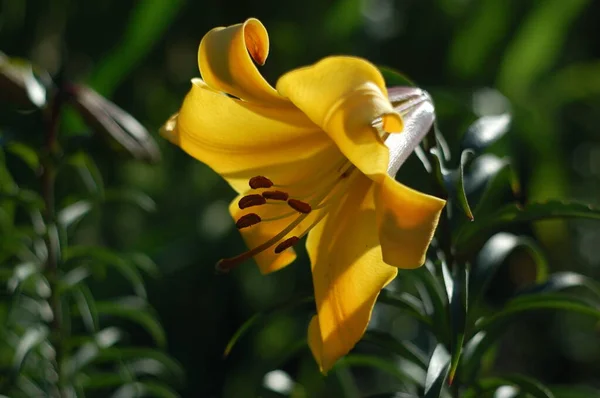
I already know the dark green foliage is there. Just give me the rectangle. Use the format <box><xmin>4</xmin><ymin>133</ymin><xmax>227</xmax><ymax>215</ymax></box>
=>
<box><xmin>0</xmin><ymin>54</ymin><xmax>181</xmax><ymax>396</ymax></box>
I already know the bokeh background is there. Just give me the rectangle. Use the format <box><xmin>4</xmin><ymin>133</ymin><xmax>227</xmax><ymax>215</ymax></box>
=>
<box><xmin>2</xmin><ymin>0</ymin><xmax>600</xmax><ymax>396</ymax></box>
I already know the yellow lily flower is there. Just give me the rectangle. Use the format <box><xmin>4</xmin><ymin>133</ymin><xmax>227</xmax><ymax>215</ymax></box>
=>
<box><xmin>162</xmin><ymin>18</ymin><xmax>446</xmax><ymax>373</ymax></box>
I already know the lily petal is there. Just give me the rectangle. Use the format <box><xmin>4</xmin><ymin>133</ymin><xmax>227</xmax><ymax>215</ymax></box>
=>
<box><xmin>305</xmin><ymin>174</ymin><xmax>398</xmax><ymax>373</ymax></box>
<box><xmin>385</xmin><ymin>87</ymin><xmax>435</xmax><ymax>177</ymax></box>
<box><xmin>375</xmin><ymin>175</ymin><xmax>446</xmax><ymax>269</ymax></box>
<box><xmin>276</xmin><ymin>57</ymin><xmax>403</xmax><ymax>182</ymax></box>
<box><xmin>162</xmin><ymin>78</ymin><xmax>337</xmax><ymax>194</ymax></box>
<box><xmin>199</xmin><ymin>18</ymin><xmax>288</xmax><ymax>105</ymax></box>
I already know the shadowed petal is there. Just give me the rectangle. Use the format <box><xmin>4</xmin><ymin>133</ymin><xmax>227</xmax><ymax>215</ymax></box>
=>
<box><xmin>161</xmin><ymin>79</ymin><xmax>337</xmax><ymax>193</ymax></box>
<box><xmin>305</xmin><ymin>174</ymin><xmax>397</xmax><ymax>373</ymax></box>
<box><xmin>277</xmin><ymin>57</ymin><xmax>403</xmax><ymax>182</ymax></box>
<box><xmin>199</xmin><ymin>18</ymin><xmax>288</xmax><ymax>105</ymax></box>
<box><xmin>375</xmin><ymin>175</ymin><xmax>446</xmax><ymax>269</ymax></box>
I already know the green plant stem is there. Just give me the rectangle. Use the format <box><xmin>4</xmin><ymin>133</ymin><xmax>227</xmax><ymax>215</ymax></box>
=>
<box><xmin>423</xmin><ymin>128</ymin><xmax>463</xmax><ymax>398</ymax></box>
<box><xmin>43</xmin><ymin>89</ymin><xmax>64</xmax><ymax>397</ymax></box>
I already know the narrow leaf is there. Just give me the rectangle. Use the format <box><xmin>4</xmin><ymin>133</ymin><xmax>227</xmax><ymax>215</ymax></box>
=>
<box><xmin>224</xmin><ymin>296</ymin><xmax>314</xmax><ymax>357</ymax></box>
<box><xmin>460</xmin><ymin>113</ymin><xmax>511</xmax><ymax>154</ymax></box>
<box><xmin>424</xmin><ymin>344</ymin><xmax>451</xmax><ymax>398</ymax></box>
<box><xmin>456</xmin><ymin>201</ymin><xmax>600</xmax><ymax>256</ymax></box>
<box><xmin>96</xmin><ymin>299</ymin><xmax>166</xmax><ymax>347</ymax></box>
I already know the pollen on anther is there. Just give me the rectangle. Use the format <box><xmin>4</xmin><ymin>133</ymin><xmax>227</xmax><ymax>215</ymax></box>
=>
<box><xmin>262</xmin><ymin>190</ymin><xmax>289</xmax><ymax>201</ymax></box>
<box><xmin>249</xmin><ymin>176</ymin><xmax>273</xmax><ymax>189</ymax></box>
<box><xmin>236</xmin><ymin>213</ymin><xmax>261</xmax><ymax>229</ymax></box>
<box><xmin>274</xmin><ymin>236</ymin><xmax>300</xmax><ymax>254</ymax></box>
<box><xmin>239</xmin><ymin>194</ymin><xmax>266</xmax><ymax>209</ymax></box>
<box><xmin>287</xmin><ymin>199</ymin><xmax>312</xmax><ymax>214</ymax></box>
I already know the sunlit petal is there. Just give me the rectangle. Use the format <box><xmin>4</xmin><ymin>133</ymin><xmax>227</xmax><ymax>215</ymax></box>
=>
<box><xmin>162</xmin><ymin>78</ymin><xmax>336</xmax><ymax>193</ymax></box>
<box><xmin>375</xmin><ymin>175</ymin><xmax>445</xmax><ymax>269</ymax></box>
<box><xmin>199</xmin><ymin>18</ymin><xmax>288</xmax><ymax>104</ymax></box>
<box><xmin>277</xmin><ymin>57</ymin><xmax>403</xmax><ymax>182</ymax></box>
<box><xmin>305</xmin><ymin>174</ymin><xmax>397</xmax><ymax>373</ymax></box>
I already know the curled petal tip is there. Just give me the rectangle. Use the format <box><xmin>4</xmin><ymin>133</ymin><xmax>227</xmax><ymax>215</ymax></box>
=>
<box><xmin>244</xmin><ymin>18</ymin><xmax>269</xmax><ymax>65</ymax></box>
<box><xmin>382</xmin><ymin>111</ymin><xmax>403</xmax><ymax>133</ymax></box>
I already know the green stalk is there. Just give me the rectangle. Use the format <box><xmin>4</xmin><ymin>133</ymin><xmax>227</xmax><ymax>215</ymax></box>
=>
<box><xmin>42</xmin><ymin>86</ymin><xmax>65</xmax><ymax>397</ymax></box>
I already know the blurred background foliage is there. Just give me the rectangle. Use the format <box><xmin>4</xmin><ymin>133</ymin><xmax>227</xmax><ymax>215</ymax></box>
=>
<box><xmin>1</xmin><ymin>0</ymin><xmax>600</xmax><ymax>397</ymax></box>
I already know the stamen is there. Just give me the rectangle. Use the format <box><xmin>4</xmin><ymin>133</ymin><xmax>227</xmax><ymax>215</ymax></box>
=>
<box><xmin>249</xmin><ymin>176</ymin><xmax>273</xmax><ymax>189</ymax></box>
<box><xmin>262</xmin><ymin>190</ymin><xmax>289</xmax><ymax>201</ymax></box>
<box><xmin>235</xmin><ymin>213</ymin><xmax>261</xmax><ymax>229</ymax></box>
<box><xmin>238</xmin><ymin>194</ymin><xmax>266</xmax><ymax>209</ymax></box>
<box><xmin>288</xmin><ymin>199</ymin><xmax>312</xmax><ymax>214</ymax></box>
<box><xmin>274</xmin><ymin>236</ymin><xmax>300</xmax><ymax>253</ymax></box>
<box><xmin>216</xmin><ymin>212</ymin><xmax>310</xmax><ymax>273</ymax></box>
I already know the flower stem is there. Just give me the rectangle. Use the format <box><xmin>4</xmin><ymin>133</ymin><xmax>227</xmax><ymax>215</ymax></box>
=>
<box><xmin>42</xmin><ymin>87</ymin><xmax>65</xmax><ymax>397</ymax></box>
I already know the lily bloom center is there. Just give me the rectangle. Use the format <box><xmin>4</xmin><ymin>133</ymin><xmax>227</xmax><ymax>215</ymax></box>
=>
<box><xmin>216</xmin><ymin>158</ymin><xmax>357</xmax><ymax>272</ymax></box>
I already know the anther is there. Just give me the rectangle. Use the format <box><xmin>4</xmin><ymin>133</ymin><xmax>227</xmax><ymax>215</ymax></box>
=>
<box><xmin>238</xmin><ymin>194</ymin><xmax>266</xmax><ymax>209</ymax></box>
<box><xmin>274</xmin><ymin>236</ymin><xmax>300</xmax><ymax>254</ymax></box>
<box><xmin>249</xmin><ymin>176</ymin><xmax>274</xmax><ymax>189</ymax></box>
<box><xmin>287</xmin><ymin>199</ymin><xmax>312</xmax><ymax>214</ymax></box>
<box><xmin>235</xmin><ymin>213</ymin><xmax>261</xmax><ymax>229</ymax></box>
<box><xmin>262</xmin><ymin>190</ymin><xmax>289</xmax><ymax>201</ymax></box>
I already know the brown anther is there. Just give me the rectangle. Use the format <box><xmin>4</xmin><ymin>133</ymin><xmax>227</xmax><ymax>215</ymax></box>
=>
<box><xmin>262</xmin><ymin>190</ymin><xmax>289</xmax><ymax>201</ymax></box>
<box><xmin>274</xmin><ymin>236</ymin><xmax>300</xmax><ymax>254</ymax></box>
<box><xmin>215</xmin><ymin>258</ymin><xmax>235</xmax><ymax>273</ymax></box>
<box><xmin>235</xmin><ymin>213</ymin><xmax>261</xmax><ymax>229</ymax></box>
<box><xmin>249</xmin><ymin>176</ymin><xmax>274</xmax><ymax>189</ymax></box>
<box><xmin>287</xmin><ymin>199</ymin><xmax>312</xmax><ymax>214</ymax></box>
<box><xmin>238</xmin><ymin>194</ymin><xmax>266</xmax><ymax>209</ymax></box>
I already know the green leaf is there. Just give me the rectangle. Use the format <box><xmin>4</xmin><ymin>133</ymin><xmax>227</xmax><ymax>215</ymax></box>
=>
<box><xmin>104</xmin><ymin>188</ymin><xmax>156</xmax><ymax>212</ymax></box>
<box><xmin>95</xmin><ymin>298</ymin><xmax>166</xmax><ymax>347</ymax></box>
<box><xmin>550</xmin><ymin>385</ymin><xmax>600</xmax><ymax>398</ymax></box>
<box><xmin>424</xmin><ymin>344</ymin><xmax>451</xmax><ymax>398</ymax></box>
<box><xmin>474</xmin><ymin>293</ymin><xmax>600</xmax><ymax>333</ymax></box>
<box><xmin>92</xmin><ymin>347</ymin><xmax>184</xmax><ymax>383</ymax></box>
<box><xmin>378</xmin><ymin>290</ymin><xmax>432</xmax><ymax>329</ymax></box>
<box><xmin>460</xmin><ymin>113</ymin><xmax>511</xmax><ymax>155</ymax></box>
<box><xmin>460</xmin><ymin>330</ymin><xmax>499</xmax><ymax>383</ymax></box>
<box><xmin>59</xmin><ymin>265</ymin><xmax>92</xmax><ymax>292</ymax></box>
<box><xmin>12</xmin><ymin>326</ymin><xmax>49</xmax><ymax>375</ymax></box>
<box><xmin>6</xmin><ymin>143</ymin><xmax>40</xmax><ymax>172</ymax></box>
<box><xmin>111</xmin><ymin>381</ymin><xmax>179</xmax><ymax>398</ymax></box>
<box><xmin>518</xmin><ymin>272</ymin><xmax>600</xmax><ymax>299</ymax></box>
<box><xmin>446</xmin><ymin>264</ymin><xmax>468</xmax><ymax>385</ymax></box>
<box><xmin>335</xmin><ymin>354</ymin><xmax>424</xmax><ymax>387</ymax></box>
<box><xmin>473</xmin><ymin>375</ymin><xmax>555</xmax><ymax>398</ymax></box>
<box><xmin>450</xmin><ymin>149</ymin><xmax>475</xmax><ymax>221</ymax></box>
<box><xmin>88</xmin><ymin>1</ymin><xmax>184</xmax><ymax>97</ymax></box>
<box><xmin>72</xmin><ymin>86</ymin><xmax>160</xmax><ymax>163</ymax></box>
<box><xmin>7</xmin><ymin>262</ymin><xmax>38</xmax><ymax>292</ymax></box>
<box><xmin>0</xmin><ymin>57</ymin><xmax>47</xmax><ymax>108</ymax></box>
<box><xmin>127</xmin><ymin>253</ymin><xmax>160</xmax><ymax>278</ymax></box>
<box><xmin>406</xmin><ymin>263</ymin><xmax>449</xmax><ymax>343</ymax></box>
<box><xmin>456</xmin><ymin>201</ymin><xmax>600</xmax><ymax>256</ymax></box>
<box><xmin>362</xmin><ymin>331</ymin><xmax>428</xmax><ymax>369</ymax></box>
<box><xmin>466</xmin><ymin>155</ymin><xmax>520</xmax><ymax>218</ymax></box>
<box><xmin>469</xmin><ymin>233</ymin><xmax>547</xmax><ymax>306</ymax></box>
<box><xmin>64</xmin><ymin>246</ymin><xmax>147</xmax><ymax>298</ymax></box>
<box><xmin>72</xmin><ymin>284</ymin><xmax>99</xmax><ymax>333</ymax></box>
<box><xmin>67</xmin><ymin>152</ymin><xmax>105</xmax><ymax>198</ymax></box>
<box><xmin>58</xmin><ymin>200</ymin><xmax>93</xmax><ymax>229</ymax></box>
<box><xmin>379</xmin><ymin>66</ymin><xmax>416</xmax><ymax>87</ymax></box>
<box><xmin>497</xmin><ymin>0</ymin><xmax>590</xmax><ymax>97</ymax></box>
<box><xmin>224</xmin><ymin>296</ymin><xmax>314</xmax><ymax>357</ymax></box>
<box><xmin>64</xmin><ymin>327</ymin><xmax>123</xmax><ymax>377</ymax></box>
